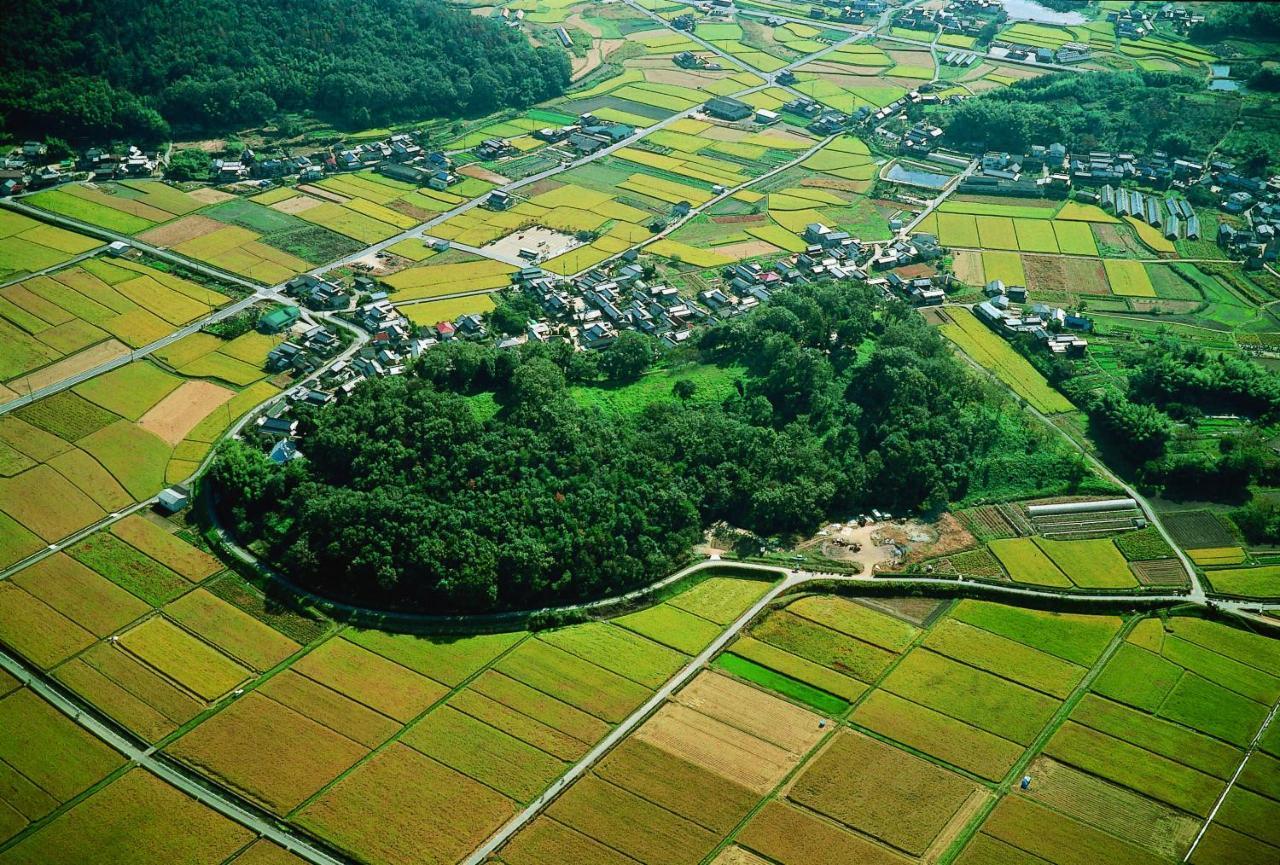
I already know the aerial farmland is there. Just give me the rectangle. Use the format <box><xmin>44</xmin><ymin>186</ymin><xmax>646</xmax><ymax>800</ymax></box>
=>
<box><xmin>1</xmin><ymin>0</ymin><xmax>1280</xmax><ymax>862</ymax></box>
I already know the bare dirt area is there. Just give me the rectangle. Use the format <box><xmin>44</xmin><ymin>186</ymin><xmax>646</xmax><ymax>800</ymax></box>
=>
<box><xmin>271</xmin><ymin>195</ymin><xmax>324</xmax><ymax>214</ymax></box>
<box><xmin>673</xmin><ymin>672</ymin><xmax>823</xmax><ymax>755</ymax></box>
<box><xmin>573</xmin><ymin>38</ymin><xmax>625</xmax><ymax>80</ymax></box>
<box><xmin>6</xmin><ymin>339</ymin><xmax>131</xmax><ymax>394</ymax></box>
<box><xmin>952</xmin><ymin>249</ymin><xmax>985</xmax><ymax>285</ymax></box>
<box><xmin>137</xmin><ymin>215</ymin><xmax>224</xmax><ymax>247</ymax></box>
<box><xmin>711</xmin><ymin>848</ymin><xmax>773</xmax><ymax>865</ymax></box>
<box><xmin>484</xmin><ymin>225</ymin><xmax>579</xmax><ymax>262</ymax></box>
<box><xmin>1025</xmin><ymin>254</ymin><xmax>1111</xmax><ymax>296</ymax></box>
<box><xmin>856</xmin><ymin>596</ymin><xmax>948</xmax><ymax>626</ymax></box>
<box><xmin>298</xmin><ymin>184</ymin><xmax>349</xmax><ymax>203</ymax></box>
<box><xmin>714</xmin><ymin>240</ymin><xmax>780</xmax><ymax>259</ymax></box>
<box><xmin>346</xmin><ymin>251</ymin><xmax>401</xmax><ymax>275</ymax></box>
<box><xmin>457</xmin><ymin>164</ymin><xmax>510</xmax><ymax>185</ymax></box>
<box><xmin>918</xmin><ymin>306</ymin><xmax>950</xmax><ymax>326</ymax></box>
<box><xmin>186</xmin><ymin>187</ymin><xmax>236</xmax><ymax>205</ymax></box>
<box><xmin>138</xmin><ymin>380</ymin><xmax>237</xmax><ymax>445</ymax></box>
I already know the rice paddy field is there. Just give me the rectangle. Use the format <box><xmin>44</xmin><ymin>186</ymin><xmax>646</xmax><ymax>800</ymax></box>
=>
<box><xmin>488</xmin><ymin>592</ymin><xmax>1279</xmax><ymax>865</ymax></box>
<box><xmin>0</xmin><ymin>331</ymin><xmax>285</xmax><ymax>569</ymax></box>
<box><xmin>938</xmin><ymin>307</ymin><xmax>1074</xmax><ymax>414</ymax></box>
<box><xmin>0</xmin><ymin>210</ymin><xmax>101</xmax><ymax>283</ymax></box>
<box><xmin>0</xmin><ymin>255</ymin><xmax>232</xmax><ymax>391</ymax></box>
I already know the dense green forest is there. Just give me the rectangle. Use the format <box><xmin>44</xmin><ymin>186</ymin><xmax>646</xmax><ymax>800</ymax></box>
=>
<box><xmin>930</xmin><ymin>71</ymin><xmax>1237</xmax><ymax>161</ymax></box>
<box><xmin>0</xmin><ymin>0</ymin><xmax>571</xmax><ymax>142</ymax></box>
<box><xmin>213</xmin><ymin>282</ymin><xmax>1104</xmax><ymax>613</ymax></box>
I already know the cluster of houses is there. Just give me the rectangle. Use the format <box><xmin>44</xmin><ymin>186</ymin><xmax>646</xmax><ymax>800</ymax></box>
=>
<box><xmin>1</xmin><ymin>142</ymin><xmax>160</xmax><ymax>194</ymax></box>
<box><xmin>806</xmin><ymin>0</ymin><xmax>886</xmax><ymax>23</ymax></box>
<box><xmin>893</xmin><ymin>1</ymin><xmax>1004</xmax><ymax>40</ymax></box>
<box><xmin>975</xmin><ymin>282</ymin><xmax>1091</xmax><ymax>358</ymax></box>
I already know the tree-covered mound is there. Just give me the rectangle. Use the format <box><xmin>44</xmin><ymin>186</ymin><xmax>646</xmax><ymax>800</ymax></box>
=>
<box><xmin>0</xmin><ymin>0</ymin><xmax>572</xmax><ymax>142</ymax></box>
<box><xmin>213</xmin><ymin>283</ymin><xmax>1103</xmax><ymax>613</ymax></box>
<box><xmin>931</xmin><ymin>71</ymin><xmax>1234</xmax><ymax>158</ymax></box>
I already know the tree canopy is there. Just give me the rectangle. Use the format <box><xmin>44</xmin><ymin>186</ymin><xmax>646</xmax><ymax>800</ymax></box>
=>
<box><xmin>213</xmin><ymin>282</ymin><xmax>1102</xmax><ymax>613</ymax></box>
<box><xmin>0</xmin><ymin>0</ymin><xmax>571</xmax><ymax>141</ymax></box>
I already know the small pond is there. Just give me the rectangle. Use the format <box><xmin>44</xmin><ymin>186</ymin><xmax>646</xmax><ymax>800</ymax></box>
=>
<box><xmin>1000</xmin><ymin>0</ymin><xmax>1088</xmax><ymax>25</ymax></box>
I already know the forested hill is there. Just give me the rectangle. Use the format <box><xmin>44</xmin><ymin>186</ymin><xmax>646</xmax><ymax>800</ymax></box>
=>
<box><xmin>0</xmin><ymin>0</ymin><xmax>572</xmax><ymax>142</ymax></box>
<box><xmin>931</xmin><ymin>71</ymin><xmax>1234</xmax><ymax>159</ymax></box>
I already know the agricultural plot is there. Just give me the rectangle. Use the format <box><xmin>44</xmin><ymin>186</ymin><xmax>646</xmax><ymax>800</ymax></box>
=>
<box><xmin>382</xmin><ymin>257</ymin><xmax>516</xmax><ymax>301</ymax></box>
<box><xmin>0</xmin><ymin>768</ymin><xmax>254</xmax><ymax>865</ymax></box>
<box><xmin>1104</xmin><ymin>258</ymin><xmax>1156</xmax><ymax>297</ymax></box>
<box><xmin>939</xmin><ymin>307</ymin><xmax>1074</xmax><ymax>413</ymax></box>
<box><xmin>25</xmin><ymin>181</ymin><xmax>205</xmax><ymax>236</ymax></box>
<box><xmin>0</xmin><ymin>255</ymin><xmax>230</xmax><ymax>387</ymax></box>
<box><xmin>1207</xmin><ymin>565</ymin><xmax>1280</xmax><ymax>597</ymax></box>
<box><xmin>0</xmin><ymin>210</ymin><xmax>100</xmax><ymax>284</ymax></box>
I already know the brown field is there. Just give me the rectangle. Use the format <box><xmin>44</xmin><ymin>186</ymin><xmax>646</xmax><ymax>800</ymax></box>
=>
<box><xmin>501</xmin><ymin>817</ymin><xmax>644</xmax><ymax>865</ymax></box>
<box><xmin>673</xmin><ymin>671</ymin><xmax>824</xmax><ymax>754</ymax></box>
<box><xmin>547</xmin><ymin>774</ymin><xmax>719</xmax><ymax>865</ymax></box>
<box><xmin>136</xmin><ymin>215</ymin><xmax>223</xmax><ymax>248</ymax></box>
<box><xmin>165</xmin><ymin>589</ymin><xmax>300</xmax><ymax>670</ymax></box>
<box><xmin>271</xmin><ymin>195</ymin><xmax>325</xmax><ymax>214</ymax></box>
<box><xmin>137</xmin><ymin>380</ymin><xmax>236</xmax><ymax>445</ymax></box>
<box><xmin>257</xmin><ymin>670</ymin><xmax>400</xmax><ymax>748</ymax></box>
<box><xmin>11</xmin><ymin>552</ymin><xmax>149</xmax><ymax>637</ymax></box>
<box><xmin>4</xmin><ymin>339</ymin><xmax>130</xmax><ymax>394</ymax></box>
<box><xmin>296</xmin><ymin>743</ymin><xmax>517</xmax><ymax>865</ymax></box>
<box><xmin>298</xmin><ymin>184</ymin><xmax>349</xmax><ymax>203</ymax></box>
<box><xmin>1024</xmin><ymin>756</ymin><xmax>1200</xmax><ymax>859</ymax></box>
<box><xmin>167</xmin><ymin>691</ymin><xmax>367</xmax><ymax>814</ymax></box>
<box><xmin>1024</xmin><ymin>254</ymin><xmax>1111</xmax><ymax>295</ymax></box>
<box><xmin>713</xmin><ymin>239</ymin><xmax>780</xmax><ymax>259</ymax></box>
<box><xmin>291</xmin><ymin>637</ymin><xmax>446</xmax><ymax>722</ymax></box>
<box><xmin>0</xmin><ymin>582</ymin><xmax>96</xmax><ymax>668</ymax></box>
<box><xmin>738</xmin><ymin>800</ymin><xmax>914</xmax><ymax>865</ymax></box>
<box><xmin>109</xmin><ymin>514</ymin><xmax>221</xmax><ymax>581</ymax></box>
<box><xmin>711</xmin><ymin>847</ymin><xmax>774</xmax><ymax>865</ymax></box>
<box><xmin>634</xmin><ymin>703</ymin><xmax>797</xmax><ymax>794</ymax></box>
<box><xmin>597</xmin><ymin>738</ymin><xmax>759</xmax><ymax>833</ymax></box>
<box><xmin>119</xmin><ymin>617</ymin><xmax>251</xmax><ymax>701</ymax></box>
<box><xmin>787</xmin><ymin>729</ymin><xmax>978</xmax><ymax>856</ymax></box>
<box><xmin>457</xmin><ymin>164</ymin><xmax>511</xmax><ymax>185</ymax></box>
<box><xmin>952</xmin><ymin>249</ymin><xmax>985</xmax><ymax>285</ymax></box>
<box><xmin>0</xmin><ymin>769</ymin><xmax>253</xmax><ymax>865</ymax></box>
<box><xmin>187</xmin><ymin>187</ymin><xmax>235</xmax><ymax>205</ymax></box>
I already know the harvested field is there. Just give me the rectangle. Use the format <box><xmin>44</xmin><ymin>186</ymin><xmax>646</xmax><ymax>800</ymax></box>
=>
<box><xmin>851</xmin><ymin>689</ymin><xmax>1023</xmax><ymax>781</ymax></box>
<box><xmin>10</xmin><ymin>552</ymin><xmax>148</xmax><ymax>637</ymax></box>
<box><xmin>119</xmin><ymin>617</ymin><xmax>251</xmax><ymax>701</ymax></box>
<box><xmin>788</xmin><ymin>730</ymin><xmax>978</xmax><ymax>856</ymax></box>
<box><xmin>297</xmin><ymin>743</ymin><xmax>517</xmax><ymax>865</ymax></box>
<box><xmin>257</xmin><ymin>670</ymin><xmax>399</xmax><ymax>749</ymax></box>
<box><xmin>292</xmin><ymin>637</ymin><xmax>446</xmax><ymax>722</ymax></box>
<box><xmin>635</xmin><ymin>702</ymin><xmax>798</xmax><ymax>794</ymax></box>
<box><xmin>495</xmin><ymin>639</ymin><xmax>650</xmax><ymax>723</ymax></box>
<box><xmin>0</xmin><ymin>769</ymin><xmax>253</xmax><ymax>865</ymax></box>
<box><xmin>596</xmin><ymin>738</ymin><xmax>759</xmax><ymax>833</ymax></box>
<box><xmin>167</xmin><ymin>692</ymin><xmax>366</xmax><ymax>813</ymax></box>
<box><xmin>547</xmin><ymin>774</ymin><xmax>719</xmax><ymax>865</ymax></box>
<box><xmin>881</xmin><ymin>649</ymin><xmax>1060</xmax><ymax>745</ymax></box>
<box><xmin>165</xmin><ymin>589</ymin><xmax>300</xmax><ymax>670</ymax></box>
<box><xmin>737</xmin><ymin>800</ymin><xmax>913</xmax><ymax>865</ymax></box>
<box><xmin>673</xmin><ymin>671</ymin><xmax>823</xmax><ymax>754</ymax></box>
<box><xmin>136</xmin><ymin>380</ymin><xmax>235</xmax><ymax>445</ymax></box>
<box><xmin>1024</xmin><ymin>254</ymin><xmax>1111</xmax><ymax>295</ymax></box>
<box><xmin>136</xmin><ymin>215</ymin><xmax>223</xmax><ymax>248</ymax></box>
<box><xmin>402</xmin><ymin>705</ymin><xmax>564</xmax><ymax>801</ymax></box>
